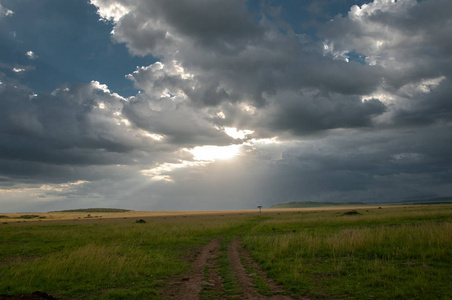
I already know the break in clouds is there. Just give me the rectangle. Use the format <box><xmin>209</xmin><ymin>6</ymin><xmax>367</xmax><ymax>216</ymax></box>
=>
<box><xmin>0</xmin><ymin>0</ymin><xmax>451</xmax><ymax>212</ymax></box>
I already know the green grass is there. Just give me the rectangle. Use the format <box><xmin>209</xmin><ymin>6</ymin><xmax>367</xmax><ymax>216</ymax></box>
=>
<box><xmin>239</xmin><ymin>255</ymin><xmax>273</xmax><ymax>296</ymax></box>
<box><xmin>0</xmin><ymin>214</ymin><xmax>252</xmax><ymax>299</ymax></box>
<box><xmin>0</xmin><ymin>205</ymin><xmax>450</xmax><ymax>299</ymax></box>
<box><xmin>242</xmin><ymin>206</ymin><xmax>452</xmax><ymax>299</ymax></box>
<box><xmin>216</xmin><ymin>236</ymin><xmax>242</xmax><ymax>296</ymax></box>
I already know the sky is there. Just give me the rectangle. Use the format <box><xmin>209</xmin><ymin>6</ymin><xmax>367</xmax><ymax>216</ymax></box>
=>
<box><xmin>0</xmin><ymin>0</ymin><xmax>451</xmax><ymax>212</ymax></box>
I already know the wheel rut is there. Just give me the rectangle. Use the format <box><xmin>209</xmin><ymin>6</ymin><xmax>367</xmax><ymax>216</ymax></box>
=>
<box><xmin>228</xmin><ymin>238</ymin><xmax>295</xmax><ymax>300</ymax></box>
<box><xmin>163</xmin><ymin>238</ymin><xmax>221</xmax><ymax>300</ymax></box>
<box><xmin>163</xmin><ymin>237</ymin><xmax>297</xmax><ymax>299</ymax></box>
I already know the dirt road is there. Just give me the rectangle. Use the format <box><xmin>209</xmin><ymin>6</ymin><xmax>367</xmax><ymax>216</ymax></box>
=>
<box><xmin>164</xmin><ymin>237</ymin><xmax>297</xmax><ymax>300</ymax></box>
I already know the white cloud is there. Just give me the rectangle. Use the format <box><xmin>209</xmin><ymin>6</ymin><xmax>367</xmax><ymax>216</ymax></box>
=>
<box><xmin>0</xmin><ymin>4</ymin><xmax>13</xmax><ymax>17</ymax></box>
<box><xmin>224</xmin><ymin>127</ymin><xmax>254</xmax><ymax>139</ymax></box>
<box><xmin>126</xmin><ymin>60</ymin><xmax>193</xmax><ymax>100</ymax></box>
<box><xmin>26</xmin><ymin>50</ymin><xmax>37</xmax><ymax>59</ymax></box>
<box><xmin>349</xmin><ymin>0</ymin><xmax>416</xmax><ymax>20</ymax></box>
<box><xmin>90</xmin><ymin>80</ymin><xmax>111</xmax><ymax>93</ymax></box>
<box><xmin>89</xmin><ymin>0</ymin><xmax>129</xmax><ymax>22</ymax></box>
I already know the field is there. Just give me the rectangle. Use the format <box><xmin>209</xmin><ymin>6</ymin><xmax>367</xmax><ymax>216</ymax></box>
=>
<box><xmin>0</xmin><ymin>205</ymin><xmax>451</xmax><ymax>299</ymax></box>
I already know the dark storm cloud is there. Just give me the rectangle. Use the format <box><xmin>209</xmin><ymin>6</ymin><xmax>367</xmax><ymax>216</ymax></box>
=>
<box><xmin>367</xmin><ymin>0</ymin><xmax>452</xmax><ymax>56</ymax></box>
<box><xmin>0</xmin><ymin>83</ymin><xmax>136</xmax><ymax>156</ymax></box>
<box><xmin>279</xmin><ymin>55</ymin><xmax>383</xmax><ymax>96</ymax></box>
<box><xmin>390</xmin><ymin>77</ymin><xmax>452</xmax><ymax>127</ymax></box>
<box><xmin>174</xmin><ymin>44</ymin><xmax>383</xmax><ymax>108</ymax></box>
<box><xmin>265</xmin><ymin>92</ymin><xmax>386</xmax><ymax>134</ymax></box>
<box><xmin>0</xmin><ymin>81</ymin><xmax>169</xmax><ymax>184</ymax></box>
<box><xmin>0</xmin><ymin>158</ymin><xmax>135</xmax><ymax>187</ymax></box>
<box><xmin>156</xmin><ymin>1</ymin><xmax>263</xmax><ymax>51</ymax></box>
<box><xmin>252</xmin><ymin>125</ymin><xmax>452</xmax><ymax>205</ymax></box>
<box><xmin>111</xmin><ymin>0</ymin><xmax>262</xmax><ymax>56</ymax></box>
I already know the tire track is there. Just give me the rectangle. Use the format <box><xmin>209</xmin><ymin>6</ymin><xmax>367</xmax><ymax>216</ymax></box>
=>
<box><xmin>228</xmin><ymin>238</ymin><xmax>295</xmax><ymax>300</ymax></box>
<box><xmin>163</xmin><ymin>238</ymin><xmax>221</xmax><ymax>299</ymax></box>
<box><xmin>163</xmin><ymin>237</ymin><xmax>298</xmax><ymax>299</ymax></box>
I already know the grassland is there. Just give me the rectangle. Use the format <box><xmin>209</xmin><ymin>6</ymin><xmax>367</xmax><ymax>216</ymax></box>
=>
<box><xmin>51</xmin><ymin>208</ymin><xmax>131</xmax><ymax>213</ymax></box>
<box><xmin>243</xmin><ymin>206</ymin><xmax>452</xmax><ymax>299</ymax></box>
<box><xmin>0</xmin><ymin>205</ymin><xmax>451</xmax><ymax>299</ymax></box>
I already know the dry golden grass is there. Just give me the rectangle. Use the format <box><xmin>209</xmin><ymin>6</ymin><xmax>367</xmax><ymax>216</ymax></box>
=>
<box><xmin>0</xmin><ymin>205</ymin><xmax>394</xmax><ymax>222</ymax></box>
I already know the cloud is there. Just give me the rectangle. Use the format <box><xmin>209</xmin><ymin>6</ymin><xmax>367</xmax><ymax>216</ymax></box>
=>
<box><xmin>252</xmin><ymin>125</ymin><xmax>452</xmax><ymax>205</ymax></box>
<box><xmin>317</xmin><ymin>0</ymin><xmax>452</xmax><ymax>129</ymax></box>
<box><xmin>0</xmin><ymin>4</ymin><xmax>13</xmax><ymax>17</ymax></box>
<box><xmin>320</xmin><ymin>0</ymin><xmax>452</xmax><ymax>85</ymax></box>
<box><xmin>99</xmin><ymin>0</ymin><xmax>262</xmax><ymax>57</ymax></box>
<box><xmin>388</xmin><ymin>77</ymin><xmax>452</xmax><ymax>127</ymax></box>
<box><xmin>89</xmin><ymin>0</ymin><xmax>129</xmax><ymax>22</ymax></box>
<box><xmin>122</xmin><ymin>95</ymin><xmax>234</xmax><ymax>146</ymax></box>
<box><xmin>26</xmin><ymin>50</ymin><xmax>37</xmax><ymax>60</ymax></box>
<box><xmin>0</xmin><ymin>81</ymin><xmax>172</xmax><ymax>184</ymax></box>
<box><xmin>93</xmin><ymin>0</ymin><xmax>387</xmax><ymax>135</ymax></box>
<box><xmin>263</xmin><ymin>90</ymin><xmax>387</xmax><ymax>135</ymax></box>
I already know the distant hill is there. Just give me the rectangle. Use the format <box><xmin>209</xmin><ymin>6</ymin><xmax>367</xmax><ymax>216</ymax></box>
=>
<box><xmin>271</xmin><ymin>197</ymin><xmax>452</xmax><ymax>209</ymax></box>
<box><xmin>51</xmin><ymin>208</ymin><xmax>130</xmax><ymax>213</ymax></box>
<box><xmin>270</xmin><ymin>201</ymin><xmax>365</xmax><ymax>208</ymax></box>
<box><xmin>378</xmin><ymin>197</ymin><xmax>452</xmax><ymax>205</ymax></box>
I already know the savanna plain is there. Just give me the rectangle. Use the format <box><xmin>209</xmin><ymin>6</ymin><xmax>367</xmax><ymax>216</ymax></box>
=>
<box><xmin>0</xmin><ymin>205</ymin><xmax>451</xmax><ymax>299</ymax></box>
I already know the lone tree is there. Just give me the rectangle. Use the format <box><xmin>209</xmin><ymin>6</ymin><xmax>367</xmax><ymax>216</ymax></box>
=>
<box><xmin>257</xmin><ymin>205</ymin><xmax>262</xmax><ymax>213</ymax></box>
